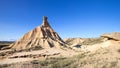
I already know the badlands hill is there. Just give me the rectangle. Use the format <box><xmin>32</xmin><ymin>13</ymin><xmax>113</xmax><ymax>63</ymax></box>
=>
<box><xmin>0</xmin><ymin>16</ymin><xmax>120</xmax><ymax>68</ymax></box>
<box><xmin>2</xmin><ymin>16</ymin><xmax>65</xmax><ymax>50</ymax></box>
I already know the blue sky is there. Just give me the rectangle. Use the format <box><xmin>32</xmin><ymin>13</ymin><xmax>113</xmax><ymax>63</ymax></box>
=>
<box><xmin>0</xmin><ymin>0</ymin><xmax>120</xmax><ymax>41</ymax></box>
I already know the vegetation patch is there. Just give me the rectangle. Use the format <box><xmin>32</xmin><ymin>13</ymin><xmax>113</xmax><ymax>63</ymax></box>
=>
<box><xmin>117</xmin><ymin>49</ymin><xmax>120</xmax><ymax>53</ymax></box>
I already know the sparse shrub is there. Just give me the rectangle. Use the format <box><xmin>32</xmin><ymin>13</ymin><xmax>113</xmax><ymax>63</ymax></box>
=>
<box><xmin>110</xmin><ymin>61</ymin><xmax>117</xmax><ymax>67</ymax></box>
<box><xmin>0</xmin><ymin>64</ymin><xmax>10</xmax><ymax>68</ymax></box>
<box><xmin>76</xmin><ymin>53</ymin><xmax>86</xmax><ymax>59</ymax></box>
<box><xmin>102</xmin><ymin>51</ymin><xmax>108</xmax><ymax>54</ymax></box>
<box><xmin>117</xmin><ymin>49</ymin><xmax>120</xmax><ymax>53</ymax></box>
<box><xmin>81</xmin><ymin>60</ymin><xmax>87</xmax><ymax>65</ymax></box>
<box><xmin>31</xmin><ymin>60</ymin><xmax>39</xmax><ymax>64</ymax></box>
<box><xmin>88</xmin><ymin>53</ymin><xmax>96</xmax><ymax>57</ymax></box>
<box><xmin>39</xmin><ymin>60</ymin><xmax>49</xmax><ymax>66</ymax></box>
<box><xmin>50</xmin><ymin>59</ymin><xmax>75</xmax><ymax>68</ymax></box>
<box><xmin>31</xmin><ymin>57</ymin><xmax>67</xmax><ymax>67</ymax></box>
<box><xmin>0</xmin><ymin>52</ymin><xmax>6</xmax><ymax>56</ymax></box>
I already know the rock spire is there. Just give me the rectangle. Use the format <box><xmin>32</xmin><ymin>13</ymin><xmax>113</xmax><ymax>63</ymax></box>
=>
<box><xmin>4</xmin><ymin>16</ymin><xmax>65</xmax><ymax>50</ymax></box>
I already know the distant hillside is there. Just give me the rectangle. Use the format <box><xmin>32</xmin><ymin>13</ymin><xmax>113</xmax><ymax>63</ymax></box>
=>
<box><xmin>0</xmin><ymin>41</ymin><xmax>14</xmax><ymax>44</ymax></box>
<box><xmin>64</xmin><ymin>37</ymin><xmax>103</xmax><ymax>45</ymax></box>
<box><xmin>0</xmin><ymin>41</ymin><xmax>14</xmax><ymax>49</ymax></box>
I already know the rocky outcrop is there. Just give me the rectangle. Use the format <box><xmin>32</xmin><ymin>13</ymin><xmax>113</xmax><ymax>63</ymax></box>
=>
<box><xmin>3</xmin><ymin>16</ymin><xmax>65</xmax><ymax>50</ymax></box>
<box><xmin>101</xmin><ymin>32</ymin><xmax>120</xmax><ymax>41</ymax></box>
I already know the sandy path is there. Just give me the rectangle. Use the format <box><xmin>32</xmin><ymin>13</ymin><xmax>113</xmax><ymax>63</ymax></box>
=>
<box><xmin>0</xmin><ymin>58</ymin><xmax>33</xmax><ymax>65</ymax></box>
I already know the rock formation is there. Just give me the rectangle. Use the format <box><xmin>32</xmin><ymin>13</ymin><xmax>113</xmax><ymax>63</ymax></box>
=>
<box><xmin>5</xmin><ymin>16</ymin><xmax>65</xmax><ymax>50</ymax></box>
<box><xmin>101</xmin><ymin>32</ymin><xmax>120</xmax><ymax>41</ymax></box>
